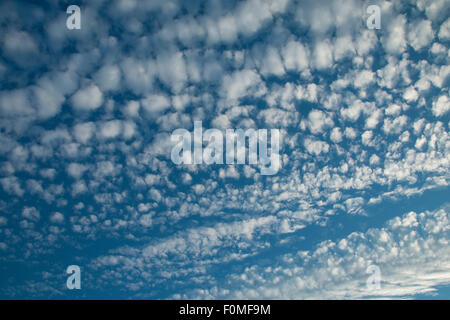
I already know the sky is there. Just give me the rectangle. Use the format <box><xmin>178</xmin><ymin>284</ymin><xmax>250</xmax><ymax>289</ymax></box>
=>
<box><xmin>0</xmin><ymin>0</ymin><xmax>449</xmax><ymax>299</ymax></box>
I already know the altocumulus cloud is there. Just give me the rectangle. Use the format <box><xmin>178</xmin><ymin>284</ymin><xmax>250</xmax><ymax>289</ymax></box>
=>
<box><xmin>0</xmin><ymin>0</ymin><xmax>449</xmax><ymax>299</ymax></box>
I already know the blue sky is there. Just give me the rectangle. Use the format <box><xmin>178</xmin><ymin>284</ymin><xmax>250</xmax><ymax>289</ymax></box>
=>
<box><xmin>0</xmin><ymin>0</ymin><xmax>449</xmax><ymax>299</ymax></box>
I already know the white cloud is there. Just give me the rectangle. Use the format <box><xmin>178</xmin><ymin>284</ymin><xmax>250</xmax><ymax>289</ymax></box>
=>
<box><xmin>73</xmin><ymin>122</ymin><xmax>95</xmax><ymax>144</ymax></box>
<box><xmin>438</xmin><ymin>18</ymin><xmax>450</xmax><ymax>40</ymax></box>
<box><xmin>22</xmin><ymin>206</ymin><xmax>40</xmax><ymax>222</ymax></box>
<box><xmin>365</xmin><ymin>109</ymin><xmax>382</xmax><ymax>129</ymax></box>
<box><xmin>0</xmin><ymin>176</ymin><xmax>24</xmax><ymax>197</ymax></box>
<box><xmin>258</xmin><ymin>108</ymin><xmax>297</xmax><ymax>127</ymax></box>
<box><xmin>211</xmin><ymin>114</ymin><xmax>231</xmax><ymax>129</ymax></box>
<box><xmin>32</xmin><ymin>78</ymin><xmax>65</xmax><ymax>119</ymax></box>
<box><xmin>408</xmin><ymin>20</ymin><xmax>434</xmax><ymax>51</ymax></box>
<box><xmin>304</xmin><ymin>138</ymin><xmax>329</xmax><ymax>155</ymax></box>
<box><xmin>72</xmin><ymin>180</ymin><xmax>88</xmax><ymax>196</ymax></box>
<box><xmin>356</xmin><ymin>30</ymin><xmax>378</xmax><ymax>56</ymax></box>
<box><xmin>341</xmin><ymin>100</ymin><xmax>363</xmax><ymax>122</ymax></box>
<box><xmin>182</xmin><ymin>173</ymin><xmax>192</xmax><ymax>184</ymax></box>
<box><xmin>313</xmin><ymin>40</ymin><xmax>333</xmax><ymax>70</ymax></box>
<box><xmin>71</xmin><ymin>85</ymin><xmax>103</xmax><ymax>111</ymax></box>
<box><xmin>156</xmin><ymin>51</ymin><xmax>187</xmax><ymax>93</ymax></box>
<box><xmin>403</xmin><ymin>87</ymin><xmax>419</xmax><ymax>102</ymax></box>
<box><xmin>67</xmin><ymin>163</ymin><xmax>88</xmax><ymax>179</ymax></box>
<box><xmin>144</xmin><ymin>174</ymin><xmax>160</xmax><ymax>186</ymax></box>
<box><xmin>221</xmin><ymin>69</ymin><xmax>263</xmax><ymax>101</ymax></box>
<box><xmin>141</xmin><ymin>94</ymin><xmax>171</xmax><ymax>118</ymax></box>
<box><xmin>0</xmin><ymin>89</ymin><xmax>34</xmax><ymax>118</ymax></box>
<box><xmin>353</xmin><ymin>70</ymin><xmax>375</xmax><ymax>88</ymax></box>
<box><xmin>383</xmin><ymin>15</ymin><xmax>407</xmax><ymax>54</ymax></box>
<box><xmin>219</xmin><ymin>166</ymin><xmax>240</xmax><ymax>179</ymax></box>
<box><xmin>236</xmin><ymin>0</ymin><xmax>275</xmax><ymax>36</ymax></box>
<box><xmin>3</xmin><ymin>30</ymin><xmax>38</xmax><ymax>66</ymax></box>
<box><xmin>260</xmin><ymin>47</ymin><xmax>285</xmax><ymax>77</ymax></box>
<box><xmin>385</xmin><ymin>104</ymin><xmax>401</xmax><ymax>116</ymax></box>
<box><xmin>184</xmin><ymin>207</ymin><xmax>450</xmax><ymax>299</ymax></box>
<box><xmin>305</xmin><ymin>110</ymin><xmax>334</xmax><ymax>134</ymax></box>
<box><xmin>50</xmin><ymin>212</ymin><xmax>64</xmax><ymax>224</ymax></box>
<box><xmin>282</xmin><ymin>41</ymin><xmax>309</xmax><ymax>72</ymax></box>
<box><xmin>432</xmin><ymin>95</ymin><xmax>449</xmax><ymax>117</ymax></box>
<box><xmin>139</xmin><ymin>213</ymin><xmax>153</xmax><ymax>227</ymax></box>
<box><xmin>417</xmin><ymin>0</ymin><xmax>449</xmax><ymax>22</ymax></box>
<box><xmin>122</xmin><ymin>100</ymin><xmax>140</xmax><ymax>118</ymax></box>
<box><xmin>344</xmin><ymin>127</ymin><xmax>357</xmax><ymax>139</ymax></box>
<box><xmin>361</xmin><ymin>130</ymin><xmax>373</xmax><ymax>146</ymax></box>
<box><xmin>122</xmin><ymin>121</ymin><xmax>136</xmax><ymax>140</ymax></box>
<box><xmin>330</xmin><ymin>127</ymin><xmax>343</xmax><ymax>143</ymax></box>
<box><xmin>193</xmin><ymin>184</ymin><xmax>206</xmax><ymax>195</ymax></box>
<box><xmin>120</xmin><ymin>58</ymin><xmax>155</xmax><ymax>95</ymax></box>
<box><xmin>334</xmin><ymin>35</ymin><xmax>355</xmax><ymax>61</ymax></box>
<box><xmin>382</xmin><ymin>115</ymin><xmax>408</xmax><ymax>135</ymax></box>
<box><xmin>217</xmin><ymin>15</ymin><xmax>238</xmax><ymax>43</ymax></box>
<box><xmin>99</xmin><ymin>120</ymin><xmax>122</xmax><ymax>139</ymax></box>
<box><xmin>369</xmin><ymin>154</ymin><xmax>380</xmax><ymax>165</ymax></box>
<box><xmin>94</xmin><ymin>65</ymin><xmax>121</xmax><ymax>91</ymax></box>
